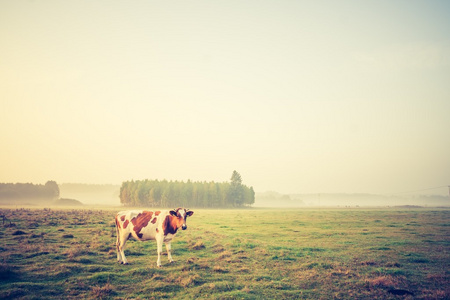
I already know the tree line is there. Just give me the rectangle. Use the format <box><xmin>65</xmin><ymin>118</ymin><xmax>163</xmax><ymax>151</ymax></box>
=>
<box><xmin>0</xmin><ymin>181</ymin><xmax>60</xmax><ymax>201</ymax></box>
<box><xmin>119</xmin><ymin>171</ymin><xmax>255</xmax><ymax>208</ymax></box>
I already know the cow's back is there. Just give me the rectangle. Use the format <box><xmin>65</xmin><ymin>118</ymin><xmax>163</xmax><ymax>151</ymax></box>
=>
<box><xmin>116</xmin><ymin>210</ymin><xmax>169</xmax><ymax>241</ymax></box>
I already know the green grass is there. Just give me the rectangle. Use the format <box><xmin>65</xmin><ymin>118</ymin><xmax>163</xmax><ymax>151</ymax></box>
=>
<box><xmin>0</xmin><ymin>207</ymin><xmax>449</xmax><ymax>299</ymax></box>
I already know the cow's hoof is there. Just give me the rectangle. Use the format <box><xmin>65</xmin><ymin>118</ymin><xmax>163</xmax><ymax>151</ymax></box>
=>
<box><xmin>122</xmin><ymin>262</ymin><xmax>129</xmax><ymax>265</ymax></box>
<box><xmin>169</xmin><ymin>260</ymin><xmax>175</xmax><ymax>264</ymax></box>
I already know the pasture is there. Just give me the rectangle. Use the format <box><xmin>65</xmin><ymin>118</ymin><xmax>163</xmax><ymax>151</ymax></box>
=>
<box><xmin>0</xmin><ymin>207</ymin><xmax>448</xmax><ymax>299</ymax></box>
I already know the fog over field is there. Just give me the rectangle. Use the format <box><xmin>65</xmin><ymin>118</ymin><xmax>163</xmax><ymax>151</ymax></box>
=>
<box><xmin>58</xmin><ymin>183</ymin><xmax>120</xmax><ymax>207</ymax></box>
<box><xmin>1</xmin><ymin>1</ymin><xmax>449</xmax><ymax>199</ymax></box>
<box><xmin>55</xmin><ymin>183</ymin><xmax>450</xmax><ymax>208</ymax></box>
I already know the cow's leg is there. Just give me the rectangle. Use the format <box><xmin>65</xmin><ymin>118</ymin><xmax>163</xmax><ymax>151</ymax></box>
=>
<box><xmin>156</xmin><ymin>235</ymin><xmax>163</xmax><ymax>267</ymax></box>
<box><xmin>118</xmin><ymin>233</ymin><xmax>129</xmax><ymax>265</ymax></box>
<box><xmin>115</xmin><ymin>217</ymin><xmax>122</xmax><ymax>263</ymax></box>
<box><xmin>116</xmin><ymin>235</ymin><xmax>122</xmax><ymax>263</ymax></box>
<box><xmin>166</xmin><ymin>242</ymin><xmax>174</xmax><ymax>263</ymax></box>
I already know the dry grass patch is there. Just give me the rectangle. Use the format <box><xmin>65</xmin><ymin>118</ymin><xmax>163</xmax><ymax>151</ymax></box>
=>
<box><xmin>191</xmin><ymin>240</ymin><xmax>205</xmax><ymax>250</ymax></box>
<box><xmin>365</xmin><ymin>275</ymin><xmax>403</xmax><ymax>288</ymax></box>
<box><xmin>217</xmin><ymin>250</ymin><xmax>232</xmax><ymax>259</ymax></box>
<box><xmin>63</xmin><ymin>244</ymin><xmax>94</xmax><ymax>261</ymax></box>
<box><xmin>211</xmin><ymin>244</ymin><xmax>225</xmax><ymax>253</ymax></box>
<box><xmin>178</xmin><ymin>273</ymin><xmax>201</xmax><ymax>287</ymax></box>
<box><xmin>213</xmin><ymin>265</ymin><xmax>228</xmax><ymax>273</ymax></box>
<box><xmin>91</xmin><ymin>283</ymin><xmax>115</xmax><ymax>299</ymax></box>
<box><xmin>421</xmin><ymin>289</ymin><xmax>448</xmax><ymax>299</ymax></box>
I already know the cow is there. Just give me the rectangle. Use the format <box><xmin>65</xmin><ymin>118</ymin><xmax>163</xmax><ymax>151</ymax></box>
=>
<box><xmin>115</xmin><ymin>207</ymin><xmax>194</xmax><ymax>267</ymax></box>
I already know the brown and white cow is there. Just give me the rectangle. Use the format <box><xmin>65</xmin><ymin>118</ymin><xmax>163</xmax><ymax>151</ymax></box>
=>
<box><xmin>115</xmin><ymin>208</ymin><xmax>194</xmax><ymax>267</ymax></box>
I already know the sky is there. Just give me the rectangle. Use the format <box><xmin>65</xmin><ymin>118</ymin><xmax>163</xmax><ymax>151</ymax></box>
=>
<box><xmin>1</xmin><ymin>0</ymin><xmax>449</xmax><ymax>195</ymax></box>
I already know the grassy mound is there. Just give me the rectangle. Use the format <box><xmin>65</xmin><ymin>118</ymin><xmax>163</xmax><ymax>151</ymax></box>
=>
<box><xmin>53</xmin><ymin>198</ymin><xmax>83</xmax><ymax>206</ymax></box>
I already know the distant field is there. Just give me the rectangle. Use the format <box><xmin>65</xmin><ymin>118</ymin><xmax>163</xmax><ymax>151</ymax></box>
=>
<box><xmin>0</xmin><ymin>207</ymin><xmax>448</xmax><ymax>299</ymax></box>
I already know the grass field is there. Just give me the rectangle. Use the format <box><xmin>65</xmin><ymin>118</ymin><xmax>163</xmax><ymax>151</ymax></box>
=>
<box><xmin>0</xmin><ymin>207</ymin><xmax>448</xmax><ymax>299</ymax></box>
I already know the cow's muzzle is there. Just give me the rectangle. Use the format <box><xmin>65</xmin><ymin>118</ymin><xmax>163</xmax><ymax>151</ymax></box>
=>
<box><xmin>182</xmin><ymin>224</ymin><xmax>187</xmax><ymax>230</ymax></box>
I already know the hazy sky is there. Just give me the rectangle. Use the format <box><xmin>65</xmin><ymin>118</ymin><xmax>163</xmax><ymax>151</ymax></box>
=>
<box><xmin>1</xmin><ymin>1</ymin><xmax>449</xmax><ymax>195</ymax></box>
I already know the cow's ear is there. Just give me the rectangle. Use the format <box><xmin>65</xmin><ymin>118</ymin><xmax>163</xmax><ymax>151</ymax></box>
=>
<box><xmin>186</xmin><ymin>211</ymin><xmax>194</xmax><ymax>217</ymax></box>
<box><xmin>170</xmin><ymin>210</ymin><xmax>178</xmax><ymax>217</ymax></box>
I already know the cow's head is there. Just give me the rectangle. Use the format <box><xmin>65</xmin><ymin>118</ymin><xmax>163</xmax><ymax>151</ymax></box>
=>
<box><xmin>170</xmin><ymin>208</ymin><xmax>194</xmax><ymax>230</ymax></box>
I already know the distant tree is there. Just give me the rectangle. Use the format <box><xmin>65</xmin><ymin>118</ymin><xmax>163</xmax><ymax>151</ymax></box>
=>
<box><xmin>209</xmin><ymin>182</ymin><xmax>219</xmax><ymax>207</ymax></box>
<box><xmin>244</xmin><ymin>186</ymin><xmax>255</xmax><ymax>206</ymax></box>
<box><xmin>0</xmin><ymin>181</ymin><xmax>61</xmax><ymax>202</ymax></box>
<box><xmin>120</xmin><ymin>181</ymin><xmax>134</xmax><ymax>205</ymax></box>
<box><xmin>230</xmin><ymin>170</ymin><xmax>242</xmax><ymax>185</ymax></box>
<box><xmin>229</xmin><ymin>170</ymin><xmax>244</xmax><ymax>206</ymax></box>
<box><xmin>148</xmin><ymin>188</ymin><xmax>156</xmax><ymax>207</ymax></box>
<box><xmin>220</xmin><ymin>183</ymin><xmax>230</xmax><ymax>207</ymax></box>
<box><xmin>44</xmin><ymin>181</ymin><xmax>60</xmax><ymax>199</ymax></box>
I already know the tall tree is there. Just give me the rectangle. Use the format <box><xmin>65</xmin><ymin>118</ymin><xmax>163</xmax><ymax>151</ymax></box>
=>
<box><xmin>230</xmin><ymin>170</ymin><xmax>242</xmax><ymax>185</ymax></box>
<box><xmin>229</xmin><ymin>170</ymin><xmax>244</xmax><ymax>206</ymax></box>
